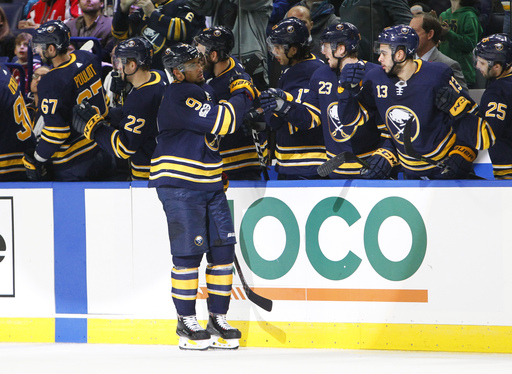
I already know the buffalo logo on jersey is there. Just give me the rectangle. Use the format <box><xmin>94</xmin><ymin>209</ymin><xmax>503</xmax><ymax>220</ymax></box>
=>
<box><xmin>194</xmin><ymin>236</ymin><xmax>204</xmax><ymax>246</ymax></box>
<box><xmin>141</xmin><ymin>27</ymin><xmax>165</xmax><ymax>53</ymax></box>
<box><xmin>327</xmin><ymin>102</ymin><xmax>356</xmax><ymax>142</ymax></box>
<box><xmin>205</xmin><ymin>134</ymin><xmax>221</xmax><ymax>151</ymax></box>
<box><xmin>386</xmin><ymin>107</ymin><xmax>419</xmax><ymax>145</ymax></box>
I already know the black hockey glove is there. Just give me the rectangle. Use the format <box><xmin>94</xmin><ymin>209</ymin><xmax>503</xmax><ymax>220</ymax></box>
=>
<box><xmin>339</xmin><ymin>61</ymin><xmax>365</xmax><ymax>89</ymax></box>
<box><xmin>72</xmin><ymin>99</ymin><xmax>106</xmax><ymax>140</ymax></box>
<box><xmin>241</xmin><ymin>109</ymin><xmax>266</xmax><ymax>137</ymax></box>
<box><xmin>435</xmin><ymin>86</ymin><xmax>473</xmax><ymax>120</ymax></box>
<box><xmin>229</xmin><ymin>71</ymin><xmax>257</xmax><ymax>101</ymax></box>
<box><xmin>110</xmin><ymin>71</ymin><xmax>127</xmax><ymax>96</ymax></box>
<box><xmin>22</xmin><ymin>148</ymin><xmax>51</xmax><ymax>181</ymax></box>
<box><xmin>440</xmin><ymin>145</ymin><xmax>477</xmax><ymax>179</ymax></box>
<box><xmin>360</xmin><ymin>148</ymin><xmax>399</xmax><ymax>179</ymax></box>
<box><xmin>260</xmin><ymin>88</ymin><xmax>295</xmax><ymax>117</ymax></box>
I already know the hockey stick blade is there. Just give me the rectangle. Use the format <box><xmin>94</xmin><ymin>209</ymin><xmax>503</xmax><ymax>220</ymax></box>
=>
<box><xmin>234</xmin><ymin>255</ymin><xmax>273</xmax><ymax>312</ymax></box>
<box><xmin>317</xmin><ymin>151</ymin><xmax>369</xmax><ymax>177</ymax></box>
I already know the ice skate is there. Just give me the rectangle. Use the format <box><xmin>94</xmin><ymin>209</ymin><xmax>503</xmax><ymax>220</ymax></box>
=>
<box><xmin>176</xmin><ymin>315</ymin><xmax>211</xmax><ymax>350</ymax></box>
<box><xmin>207</xmin><ymin>313</ymin><xmax>242</xmax><ymax>349</ymax></box>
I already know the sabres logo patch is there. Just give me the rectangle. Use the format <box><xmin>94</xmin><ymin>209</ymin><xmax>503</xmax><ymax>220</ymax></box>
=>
<box><xmin>194</xmin><ymin>236</ymin><xmax>204</xmax><ymax>246</ymax></box>
<box><xmin>287</xmin><ymin>26</ymin><xmax>294</xmax><ymax>33</ymax></box>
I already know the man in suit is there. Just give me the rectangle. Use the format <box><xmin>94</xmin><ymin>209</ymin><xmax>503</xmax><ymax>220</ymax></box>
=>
<box><xmin>410</xmin><ymin>11</ymin><xmax>468</xmax><ymax>90</ymax></box>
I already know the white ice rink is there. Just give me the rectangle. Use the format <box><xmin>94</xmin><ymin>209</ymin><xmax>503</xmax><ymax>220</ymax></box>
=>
<box><xmin>1</xmin><ymin>343</ymin><xmax>512</xmax><ymax>374</ymax></box>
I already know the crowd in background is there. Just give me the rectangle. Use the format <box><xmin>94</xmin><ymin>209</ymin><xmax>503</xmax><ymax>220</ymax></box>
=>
<box><xmin>0</xmin><ymin>0</ymin><xmax>510</xmax><ymax>182</ymax></box>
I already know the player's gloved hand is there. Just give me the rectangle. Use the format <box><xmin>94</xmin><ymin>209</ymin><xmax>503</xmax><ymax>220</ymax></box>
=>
<box><xmin>222</xmin><ymin>172</ymin><xmax>229</xmax><ymax>192</ymax></box>
<box><xmin>22</xmin><ymin>148</ymin><xmax>51</xmax><ymax>181</ymax></box>
<box><xmin>339</xmin><ymin>61</ymin><xmax>365</xmax><ymax>89</ymax></box>
<box><xmin>260</xmin><ymin>88</ymin><xmax>295</xmax><ymax>117</ymax></box>
<box><xmin>440</xmin><ymin>145</ymin><xmax>477</xmax><ymax>179</ymax></box>
<box><xmin>229</xmin><ymin>71</ymin><xmax>257</xmax><ymax>101</ymax></box>
<box><xmin>110</xmin><ymin>71</ymin><xmax>127</xmax><ymax>96</ymax></box>
<box><xmin>241</xmin><ymin>109</ymin><xmax>266</xmax><ymax>136</ymax></box>
<box><xmin>360</xmin><ymin>148</ymin><xmax>399</xmax><ymax>179</ymax></box>
<box><xmin>435</xmin><ymin>86</ymin><xmax>473</xmax><ymax>120</ymax></box>
<box><xmin>72</xmin><ymin>99</ymin><xmax>105</xmax><ymax>140</ymax></box>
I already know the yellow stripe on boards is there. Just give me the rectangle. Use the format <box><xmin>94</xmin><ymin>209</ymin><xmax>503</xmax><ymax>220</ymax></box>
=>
<box><xmin>0</xmin><ymin>318</ymin><xmax>54</xmax><ymax>342</ymax></box>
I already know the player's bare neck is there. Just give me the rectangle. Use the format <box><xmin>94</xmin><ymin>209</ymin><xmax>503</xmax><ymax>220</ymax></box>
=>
<box><xmin>214</xmin><ymin>59</ymin><xmax>230</xmax><ymax>77</ymax></box>
<box><xmin>53</xmin><ymin>53</ymin><xmax>70</xmax><ymax>68</ymax></box>
<box><xmin>396</xmin><ymin>59</ymin><xmax>416</xmax><ymax>82</ymax></box>
<box><xmin>131</xmin><ymin>70</ymin><xmax>152</xmax><ymax>88</ymax></box>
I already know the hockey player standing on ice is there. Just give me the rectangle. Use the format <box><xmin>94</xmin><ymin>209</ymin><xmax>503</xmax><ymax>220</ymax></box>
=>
<box><xmin>149</xmin><ymin>43</ymin><xmax>256</xmax><ymax>350</ymax></box>
<box><xmin>473</xmin><ymin>34</ymin><xmax>512</xmax><ymax>179</ymax></box>
<box><xmin>337</xmin><ymin>25</ymin><xmax>494</xmax><ymax>179</ymax></box>
<box><xmin>71</xmin><ymin>37</ymin><xmax>167</xmax><ymax>180</ymax></box>
<box><xmin>24</xmin><ymin>20</ymin><xmax>116</xmax><ymax>181</ymax></box>
<box><xmin>259</xmin><ymin>17</ymin><xmax>326</xmax><ymax>180</ymax></box>
<box><xmin>194</xmin><ymin>26</ymin><xmax>264</xmax><ymax>180</ymax></box>
<box><xmin>264</xmin><ymin>22</ymin><xmax>389</xmax><ymax>179</ymax></box>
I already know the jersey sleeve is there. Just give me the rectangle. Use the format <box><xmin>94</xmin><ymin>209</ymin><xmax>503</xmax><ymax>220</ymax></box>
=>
<box><xmin>147</xmin><ymin>4</ymin><xmax>201</xmax><ymax>42</ymax></box>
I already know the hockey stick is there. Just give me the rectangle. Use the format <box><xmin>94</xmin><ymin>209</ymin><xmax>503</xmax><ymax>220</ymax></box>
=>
<box><xmin>317</xmin><ymin>151</ymin><xmax>369</xmax><ymax>177</ymax></box>
<box><xmin>403</xmin><ymin>117</ymin><xmax>485</xmax><ymax>180</ymax></box>
<box><xmin>233</xmin><ymin>255</ymin><xmax>273</xmax><ymax>312</ymax></box>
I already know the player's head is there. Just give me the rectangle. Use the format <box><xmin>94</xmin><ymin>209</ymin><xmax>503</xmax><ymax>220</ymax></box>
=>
<box><xmin>194</xmin><ymin>26</ymin><xmax>234</xmax><ymax>68</ymax></box>
<box><xmin>113</xmin><ymin>37</ymin><xmax>153</xmax><ymax>79</ymax></box>
<box><xmin>32</xmin><ymin>20</ymin><xmax>71</xmax><ymax>63</ymax></box>
<box><xmin>162</xmin><ymin>43</ymin><xmax>204</xmax><ymax>84</ymax></box>
<box><xmin>375</xmin><ymin>25</ymin><xmax>418</xmax><ymax>76</ymax></box>
<box><xmin>321</xmin><ymin>22</ymin><xmax>360</xmax><ymax>65</ymax></box>
<box><xmin>474</xmin><ymin>33</ymin><xmax>512</xmax><ymax>79</ymax></box>
<box><xmin>267</xmin><ymin>17</ymin><xmax>311</xmax><ymax>66</ymax></box>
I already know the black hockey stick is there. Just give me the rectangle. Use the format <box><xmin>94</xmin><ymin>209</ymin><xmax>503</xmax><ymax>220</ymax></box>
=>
<box><xmin>403</xmin><ymin>117</ymin><xmax>485</xmax><ymax>180</ymax></box>
<box><xmin>233</xmin><ymin>255</ymin><xmax>273</xmax><ymax>312</ymax></box>
<box><xmin>317</xmin><ymin>151</ymin><xmax>369</xmax><ymax>177</ymax></box>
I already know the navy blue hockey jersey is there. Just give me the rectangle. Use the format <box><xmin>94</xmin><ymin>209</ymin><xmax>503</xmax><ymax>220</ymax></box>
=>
<box><xmin>112</xmin><ymin>0</ymin><xmax>205</xmax><ymax>70</ymax></box>
<box><xmin>338</xmin><ymin>59</ymin><xmax>493</xmax><ymax>178</ymax></box>
<box><xmin>478</xmin><ymin>72</ymin><xmax>512</xmax><ymax>179</ymax></box>
<box><xmin>0</xmin><ymin>66</ymin><xmax>36</xmax><ymax>181</ymax></box>
<box><xmin>207</xmin><ymin>57</ymin><xmax>264</xmax><ymax>180</ymax></box>
<box><xmin>94</xmin><ymin>71</ymin><xmax>166</xmax><ymax>180</ymax></box>
<box><xmin>36</xmin><ymin>50</ymin><xmax>107</xmax><ymax>171</ymax></box>
<box><xmin>286</xmin><ymin>61</ymin><xmax>384</xmax><ymax>178</ymax></box>
<box><xmin>149</xmin><ymin>80</ymin><xmax>253</xmax><ymax>190</ymax></box>
<box><xmin>265</xmin><ymin>55</ymin><xmax>326</xmax><ymax>178</ymax></box>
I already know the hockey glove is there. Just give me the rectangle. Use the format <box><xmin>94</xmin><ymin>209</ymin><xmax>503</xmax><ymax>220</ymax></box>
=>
<box><xmin>229</xmin><ymin>71</ymin><xmax>257</xmax><ymax>101</ymax></box>
<box><xmin>241</xmin><ymin>109</ymin><xmax>266</xmax><ymax>137</ymax></box>
<box><xmin>339</xmin><ymin>61</ymin><xmax>365</xmax><ymax>89</ymax></box>
<box><xmin>435</xmin><ymin>86</ymin><xmax>473</xmax><ymax>120</ymax></box>
<box><xmin>440</xmin><ymin>145</ymin><xmax>477</xmax><ymax>179</ymax></box>
<box><xmin>23</xmin><ymin>148</ymin><xmax>51</xmax><ymax>181</ymax></box>
<box><xmin>360</xmin><ymin>148</ymin><xmax>399</xmax><ymax>179</ymax></box>
<box><xmin>72</xmin><ymin>99</ymin><xmax>105</xmax><ymax>140</ymax></box>
<box><xmin>260</xmin><ymin>88</ymin><xmax>295</xmax><ymax>117</ymax></box>
<box><xmin>222</xmin><ymin>172</ymin><xmax>229</xmax><ymax>192</ymax></box>
<box><xmin>110</xmin><ymin>71</ymin><xmax>127</xmax><ymax>96</ymax></box>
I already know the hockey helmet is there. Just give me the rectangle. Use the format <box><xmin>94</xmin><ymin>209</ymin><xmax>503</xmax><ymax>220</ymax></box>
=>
<box><xmin>321</xmin><ymin>22</ymin><xmax>360</xmax><ymax>54</ymax></box>
<box><xmin>194</xmin><ymin>26</ymin><xmax>235</xmax><ymax>56</ymax></box>
<box><xmin>114</xmin><ymin>37</ymin><xmax>154</xmax><ymax>68</ymax></box>
<box><xmin>375</xmin><ymin>25</ymin><xmax>418</xmax><ymax>59</ymax></box>
<box><xmin>33</xmin><ymin>20</ymin><xmax>70</xmax><ymax>54</ymax></box>
<box><xmin>474</xmin><ymin>33</ymin><xmax>512</xmax><ymax>69</ymax></box>
<box><xmin>267</xmin><ymin>17</ymin><xmax>310</xmax><ymax>53</ymax></box>
<box><xmin>162</xmin><ymin>43</ymin><xmax>202</xmax><ymax>72</ymax></box>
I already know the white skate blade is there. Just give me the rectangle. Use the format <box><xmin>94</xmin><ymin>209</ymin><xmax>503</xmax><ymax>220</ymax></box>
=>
<box><xmin>178</xmin><ymin>336</ymin><xmax>210</xmax><ymax>351</ymax></box>
<box><xmin>209</xmin><ymin>335</ymin><xmax>240</xmax><ymax>350</ymax></box>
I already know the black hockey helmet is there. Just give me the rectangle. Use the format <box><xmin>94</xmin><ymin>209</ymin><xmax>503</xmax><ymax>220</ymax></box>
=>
<box><xmin>114</xmin><ymin>37</ymin><xmax>154</xmax><ymax>68</ymax></box>
<box><xmin>267</xmin><ymin>17</ymin><xmax>310</xmax><ymax>53</ymax></box>
<box><xmin>375</xmin><ymin>25</ymin><xmax>418</xmax><ymax>59</ymax></box>
<box><xmin>321</xmin><ymin>22</ymin><xmax>360</xmax><ymax>54</ymax></box>
<box><xmin>162</xmin><ymin>43</ymin><xmax>201</xmax><ymax>72</ymax></box>
<box><xmin>194</xmin><ymin>26</ymin><xmax>235</xmax><ymax>56</ymax></box>
<box><xmin>474</xmin><ymin>33</ymin><xmax>512</xmax><ymax>69</ymax></box>
<box><xmin>33</xmin><ymin>20</ymin><xmax>70</xmax><ymax>53</ymax></box>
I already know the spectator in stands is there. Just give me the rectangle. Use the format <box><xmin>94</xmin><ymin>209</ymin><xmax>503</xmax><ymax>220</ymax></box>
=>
<box><xmin>0</xmin><ymin>7</ymin><xmax>15</xmax><ymax>60</ymax></box>
<box><xmin>112</xmin><ymin>0</ymin><xmax>206</xmax><ymax>71</ymax></box>
<box><xmin>11</xmin><ymin>33</ymin><xmax>42</xmax><ymax>94</ymax></box>
<box><xmin>339</xmin><ymin>0</ymin><xmax>413</xmax><ymax>61</ymax></box>
<box><xmin>409</xmin><ymin>12</ymin><xmax>468</xmax><ymax>90</ymax></box>
<box><xmin>410</xmin><ymin>2</ymin><xmax>431</xmax><ymax>15</ymax></box>
<box><xmin>66</xmin><ymin>0</ymin><xmax>114</xmax><ymax>62</ymax></box>
<box><xmin>18</xmin><ymin>0</ymin><xmax>80</xmax><ymax>29</ymax></box>
<box><xmin>286</xmin><ymin>5</ymin><xmax>322</xmax><ymax>58</ymax></box>
<box><xmin>439</xmin><ymin>0</ymin><xmax>482</xmax><ymax>88</ymax></box>
<box><xmin>186</xmin><ymin>0</ymin><xmax>272</xmax><ymax>90</ymax></box>
<box><xmin>26</xmin><ymin>65</ymin><xmax>51</xmax><ymax>140</ymax></box>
